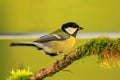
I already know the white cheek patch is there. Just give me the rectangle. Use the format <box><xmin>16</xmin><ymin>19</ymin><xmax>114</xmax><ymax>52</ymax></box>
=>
<box><xmin>65</xmin><ymin>27</ymin><xmax>77</xmax><ymax>34</ymax></box>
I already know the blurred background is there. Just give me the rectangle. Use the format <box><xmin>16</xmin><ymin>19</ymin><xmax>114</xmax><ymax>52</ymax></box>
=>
<box><xmin>0</xmin><ymin>0</ymin><xmax>120</xmax><ymax>80</ymax></box>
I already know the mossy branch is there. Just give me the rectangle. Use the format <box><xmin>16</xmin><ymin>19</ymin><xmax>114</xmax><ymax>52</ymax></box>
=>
<box><xmin>30</xmin><ymin>36</ymin><xmax>120</xmax><ymax>80</ymax></box>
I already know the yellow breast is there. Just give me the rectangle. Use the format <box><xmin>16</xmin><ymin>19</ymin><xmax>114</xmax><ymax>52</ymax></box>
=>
<box><xmin>48</xmin><ymin>36</ymin><xmax>76</xmax><ymax>53</ymax></box>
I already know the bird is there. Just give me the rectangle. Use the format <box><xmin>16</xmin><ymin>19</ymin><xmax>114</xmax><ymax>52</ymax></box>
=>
<box><xmin>10</xmin><ymin>22</ymin><xmax>83</xmax><ymax>56</ymax></box>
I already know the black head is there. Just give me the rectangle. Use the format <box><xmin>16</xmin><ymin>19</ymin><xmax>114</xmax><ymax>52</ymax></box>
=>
<box><xmin>62</xmin><ymin>22</ymin><xmax>83</xmax><ymax>37</ymax></box>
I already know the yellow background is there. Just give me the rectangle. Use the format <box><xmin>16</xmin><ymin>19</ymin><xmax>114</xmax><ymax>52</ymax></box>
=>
<box><xmin>0</xmin><ymin>0</ymin><xmax>120</xmax><ymax>33</ymax></box>
<box><xmin>0</xmin><ymin>0</ymin><xmax>120</xmax><ymax>80</ymax></box>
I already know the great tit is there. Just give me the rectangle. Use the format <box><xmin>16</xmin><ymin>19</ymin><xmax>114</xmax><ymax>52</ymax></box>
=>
<box><xmin>10</xmin><ymin>22</ymin><xmax>83</xmax><ymax>56</ymax></box>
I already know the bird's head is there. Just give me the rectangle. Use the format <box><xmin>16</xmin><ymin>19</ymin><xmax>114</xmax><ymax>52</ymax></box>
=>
<box><xmin>62</xmin><ymin>22</ymin><xmax>83</xmax><ymax>37</ymax></box>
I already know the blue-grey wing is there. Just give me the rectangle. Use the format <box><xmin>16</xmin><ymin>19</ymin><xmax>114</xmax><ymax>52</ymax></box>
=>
<box><xmin>34</xmin><ymin>33</ymin><xmax>70</xmax><ymax>43</ymax></box>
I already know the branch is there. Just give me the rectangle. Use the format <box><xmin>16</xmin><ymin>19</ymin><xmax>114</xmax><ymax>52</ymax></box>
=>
<box><xmin>30</xmin><ymin>49</ymin><xmax>80</xmax><ymax>80</ymax></box>
<box><xmin>30</xmin><ymin>37</ymin><xmax>120</xmax><ymax>80</ymax></box>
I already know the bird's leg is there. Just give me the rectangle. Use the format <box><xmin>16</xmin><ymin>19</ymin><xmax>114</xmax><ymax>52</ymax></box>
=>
<box><xmin>63</xmin><ymin>54</ymin><xmax>67</xmax><ymax>60</ymax></box>
<box><xmin>55</xmin><ymin>52</ymin><xmax>60</xmax><ymax>63</ymax></box>
<box><xmin>55</xmin><ymin>59</ymin><xmax>59</xmax><ymax>64</ymax></box>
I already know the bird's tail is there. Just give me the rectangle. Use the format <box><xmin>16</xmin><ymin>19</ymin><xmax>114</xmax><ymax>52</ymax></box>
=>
<box><xmin>10</xmin><ymin>42</ymin><xmax>36</xmax><ymax>47</ymax></box>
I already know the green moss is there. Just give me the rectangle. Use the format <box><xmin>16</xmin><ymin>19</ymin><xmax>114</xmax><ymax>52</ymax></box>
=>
<box><xmin>7</xmin><ymin>67</ymin><xmax>33</xmax><ymax>80</ymax></box>
<box><xmin>76</xmin><ymin>36</ymin><xmax>120</xmax><ymax>68</ymax></box>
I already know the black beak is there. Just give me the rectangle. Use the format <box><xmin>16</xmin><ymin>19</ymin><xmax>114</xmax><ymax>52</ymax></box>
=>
<box><xmin>78</xmin><ymin>27</ymin><xmax>84</xmax><ymax>30</ymax></box>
